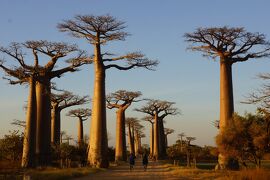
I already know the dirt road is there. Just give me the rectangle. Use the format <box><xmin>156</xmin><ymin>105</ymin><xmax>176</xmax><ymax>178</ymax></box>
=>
<box><xmin>74</xmin><ymin>159</ymin><xmax>180</xmax><ymax>180</ymax></box>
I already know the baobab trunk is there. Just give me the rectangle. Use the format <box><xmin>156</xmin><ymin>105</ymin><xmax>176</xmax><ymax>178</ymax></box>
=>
<box><xmin>153</xmin><ymin>114</ymin><xmax>160</xmax><ymax>159</ymax></box>
<box><xmin>88</xmin><ymin>44</ymin><xmax>109</xmax><ymax>168</ymax></box>
<box><xmin>51</xmin><ymin>107</ymin><xmax>61</xmax><ymax>144</ymax></box>
<box><xmin>115</xmin><ymin>109</ymin><xmax>127</xmax><ymax>161</ymax></box>
<box><xmin>127</xmin><ymin>124</ymin><xmax>135</xmax><ymax>155</ymax></box>
<box><xmin>158</xmin><ymin>118</ymin><xmax>166</xmax><ymax>158</ymax></box>
<box><xmin>21</xmin><ymin>76</ymin><xmax>37</xmax><ymax>168</ymax></box>
<box><xmin>36</xmin><ymin>80</ymin><xmax>51</xmax><ymax>166</ymax></box>
<box><xmin>220</xmin><ymin>60</ymin><xmax>234</xmax><ymax>130</ymax></box>
<box><xmin>78</xmin><ymin>118</ymin><xmax>84</xmax><ymax>147</ymax></box>
<box><xmin>219</xmin><ymin>59</ymin><xmax>234</xmax><ymax>168</ymax></box>
<box><xmin>150</xmin><ymin>123</ymin><xmax>154</xmax><ymax>157</ymax></box>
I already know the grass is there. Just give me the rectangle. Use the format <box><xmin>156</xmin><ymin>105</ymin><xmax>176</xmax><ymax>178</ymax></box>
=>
<box><xmin>0</xmin><ymin>167</ymin><xmax>102</xmax><ymax>180</ymax></box>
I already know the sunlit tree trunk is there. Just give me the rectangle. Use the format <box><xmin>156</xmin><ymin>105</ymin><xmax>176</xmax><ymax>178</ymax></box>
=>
<box><xmin>78</xmin><ymin>118</ymin><xmax>84</xmax><ymax>147</ymax></box>
<box><xmin>150</xmin><ymin>123</ymin><xmax>154</xmax><ymax>157</ymax></box>
<box><xmin>36</xmin><ymin>79</ymin><xmax>51</xmax><ymax>166</ymax></box>
<box><xmin>115</xmin><ymin>108</ymin><xmax>127</xmax><ymax>161</ymax></box>
<box><xmin>88</xmin><ymin>44</ymin><xmax>109</xmax><ymax>168</ymax></box>
<box><xmin>153</xmin><ymin>113</ymin><xmax>160</xmax><ymax>159</ymax></box>
<box><xmin>51</xmin><ymin>105</ymin><xmax>61</xmax><ymax>144</ymax></box>
<box><xmin>219</xmin><ymin>59</ymin><xmax>234</xmax><ymax>167</ymax></box>
<box><xmin>220</xmin><ymin>59</ymin><xmax>234</xmax><ymax>130</ymax></box>
<box><xmin>21</xmin><ymin>76</ymin><xmax>37</xmax><ymax>168</ymax></box>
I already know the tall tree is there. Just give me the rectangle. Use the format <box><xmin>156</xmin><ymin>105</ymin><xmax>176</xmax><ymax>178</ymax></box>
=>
<box><xmin>142</xmin><ymin>116</ymin><xmax>154</xmax><ymax>157</ymax></box>
<box><xmin>0</xmin><ymin>41</ymin><xmax>88</xmax><ymax>167</ymax></box>
<box><xmin>186</xmin><ymin>136</ymin><xmax>196</xmax><ymax>167</ymax></box>
<box><xmin>125</xmin><ymin>117</ymin><xmax>138</xmax><ymax>155</ymax></box>
<box><xmin>135</xmin><ymin>99</ymin><xmax>179</xmax><ymax>159</ymax></box>
<box><xmin>178</xmin><ymin>132</ymin><xmax>185</xmax><ymax>152</ymax></box>
<box><xmin>51</xmin><ymin>91</ymin><xmax>89</xmax><ymax>144</ymax></box>
<box><xmin>107</xmin><ymin>90</ymin><xmax>141</xmax><ymax>161</ymax></box>
<box><xmin>164</xmin><ymin>128</ymin><xmax>174</xmax><ymax>147</ymax></box>
<box><xmin>184</xmin><ymin>26</ymin><xmax>270</xmax><ymax>167</ymax></box>
<box><xmin>58</xmin><ymin>14</ymin><xmax>158</xmax><ymax>167</ymax></box>
<box><xmin>66</xmin><ymin>108</ymin><xmax>91</xmax><ymax>147</ymax></box>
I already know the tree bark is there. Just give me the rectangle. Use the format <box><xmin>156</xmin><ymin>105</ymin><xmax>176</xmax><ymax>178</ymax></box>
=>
<box><xmin>153</xmin><ymin>113</ymin><xmax>160</xmax><ymax>159</ymax></box>
<box><xmin>36</xmin><ymin>79</ymin><xmax>51</xmax><ymax>166</ymax></box>
<box><xmin>88</xmin><ymin>44</ymin><xmax>109</xmax><ymax>168</ymax></box>
<box><xmin>78</xmin><ymin>118</ymin><xmax>84</xmax><ymax>147</ymax></box>
<box><xmin>51</xmin><ymin>106</ymin><xmax>61</xmax><ymax>145</ymax></box>
<box><xmin>150</xmin><ymin>123</ymin><xmax>154</xmax><ymax>157</ymax></box>
<box><xmin>218</xmin><ymin>59</ymin><xmax>234</xmax><ymax>168</ymax></box>
<box><xmin>127</xmin><ymin>124</ymin><xmax>134</xmax><ymax>155</ymax></box>
<box><xmin>115</xmin><ymin>108</ymin><xmax>127</xmax><ymax>161</ymax></box>
<box><xmin>21</xmin><ymin>76</ymin><xmax>37</xmax><ymax>168</ymax></box>
<box><xmin>158</xmin><ymin>118</ymin><xmax>166</xmax><ymax>159</ymax></box>
<box><xmin>219</xmin><ymin>59</ymin><xmax>234</xmax><ymax>130</ymax></box>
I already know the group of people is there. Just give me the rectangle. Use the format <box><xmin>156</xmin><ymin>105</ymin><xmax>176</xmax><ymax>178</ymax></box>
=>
<box><xmin>129</xmin><ymin>153</ymin><xmax>149</xmax><ymax>171</ymax></box>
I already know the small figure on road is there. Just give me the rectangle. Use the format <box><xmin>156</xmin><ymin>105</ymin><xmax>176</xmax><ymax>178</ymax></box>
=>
<box><xmin>142</xmin><ymin>154</ymin><xmax>148</xmax><ymax>171</ymax></box>
<box><xmin>129</xmin><ymin>153</ymin><xmax>136</xmax><ymax>171</ymax></box>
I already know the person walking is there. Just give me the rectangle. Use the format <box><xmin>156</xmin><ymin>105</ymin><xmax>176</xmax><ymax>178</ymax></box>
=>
<box><xmin>142</xmin><ymin>154</ymin><xmax>148</xmax><ymax>171</ymax></box>
<box><xmin>129</xmin><ymin>153</ymin><xmax>135</xmax><ymax>171</ymax></box>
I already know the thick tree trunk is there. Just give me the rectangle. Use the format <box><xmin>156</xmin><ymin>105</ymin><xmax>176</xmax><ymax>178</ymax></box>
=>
<box><xmin>115</xmin><ymin>108</ymin><xmax>127</xmax><ymax>161</ymax></box>
<box><xmin>88</xmin><ymin>44</ymin><xmax>109</xmax><ymax>168</ymax></box>
<box><xmin>158</xmin><ymin>118</ymin><xmax>166</xmax><ymax>158</ymax></box>
<box><xmin>51</xmin><ymin>106</ymin><xmax>61</xmax><ymax>145</ymax></box>
<box><xmin>21</xmin><ymin>76</ymin><xmax>37</xmax><ymax>168</ymax></box>
<box><xmin>218</xmin><ymin>59</ymin><xmax>234</xmax><ymax>169</ymax></box>
<box><xmin>134</xmin><ymin>131</ymin><xmax>139</xmax><ymax>156</ymax></box>
<box><xmin>165</xmin><ymin>135</ymin><xmax>168</xmax><ymax>148</ymax></box>
<box><xmin>153</xmin><ymin>113</ymin><xmax>160</xmax><ymax>159</ymax></box>
<box><xmin>36</xmin><ymin>79</ymin><xmax>51</xmax><ymax>166</ymax></box>
<box><xmin>78</xmin><ymin>118</ymin><xmax>84</xmax><ymax>147</ymax></box>
<box><xmin>219</xmin><ymin>60</ymin><xmax>234</xmax><ymax>130</ymax></box>
<box><xmin>127</xmin><ymin>124</ymin><xmax>134</xmax><ymax>155</ymax></box>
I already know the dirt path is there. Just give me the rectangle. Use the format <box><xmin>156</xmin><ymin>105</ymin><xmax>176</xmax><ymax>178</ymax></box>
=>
<box><xmin>74</xmin><ymin>159</ymin><xmax>180</xmax><ymax>180</ymax></box>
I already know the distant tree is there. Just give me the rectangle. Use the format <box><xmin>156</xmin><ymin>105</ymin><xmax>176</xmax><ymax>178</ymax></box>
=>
<box><xmin>142</xmin><ymin>116</ymin><xmax>154</xmax><ymax>157</ymax></box>
<box><xmin>66</xmin><ymin>108</ymin><xmax>91</xmax><ymax>147</ymax></box>
<box><xmin>58</xmin><ymin>14</ymin><xmax>158</xmax><ymax>168</ymax></box>
<box><xmin>178</xmin><ymin>132</ymin><xmax>185</xmax><ymax>152</ymax></box>
<box><xmin>186</xmin><ymin>136</ymin><xmax>196</xmax><ymax>167</ymax></box>
<box><xmin>51</xmin><ymin>91</ymin><xmax>89</xmax><ymax>144</ymax></box>
<box><xmin>135</xmin><ymin>99</ymin><xmax>179</xmax><ymax>159</ymax></box>
<box><xmin>164</xmin><ymin>128</ymin><xmax>174</xmax><ymax>147</ymax></box>
<box><xmin>107</xmin><ymin>90</ymin><xmax>142</xmax><ymax>162</ymax></box>
<box><xmin>0</xmin><ymin>41</ymin><xmax>88</xmax><ymax>167</ymax></box>
<box><xmin>125</xmin><ymin>117</ymin><xmax>139</xmax><ymax>155</ymax></box>
<box><xmin>11</xmin><ymin>119</ymin><xmax>26</xmax><ymax>128</ymax></box>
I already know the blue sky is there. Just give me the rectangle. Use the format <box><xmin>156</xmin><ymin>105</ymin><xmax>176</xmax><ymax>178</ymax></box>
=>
<box><xmin>1</xmin><ymin>0</ymin><xmax>270</xmax><ymax>147</ymax></box>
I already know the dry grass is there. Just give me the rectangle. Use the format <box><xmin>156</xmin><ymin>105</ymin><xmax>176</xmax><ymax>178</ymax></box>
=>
<box><xmin>165</xmin><ymin>164</ymin><xmax>270</xmax><ymax>180</ymax></box>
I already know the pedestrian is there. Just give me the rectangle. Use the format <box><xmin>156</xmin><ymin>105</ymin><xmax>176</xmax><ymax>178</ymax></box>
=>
<box><xmin>129</xmin><ymin>153</ymin><xmax>135</xmax><ymax>171</ymax></box>
<box><xmin>142</xmin><ymin>154</ymin><xmax>148</xmax><ymax>171</ymax></box>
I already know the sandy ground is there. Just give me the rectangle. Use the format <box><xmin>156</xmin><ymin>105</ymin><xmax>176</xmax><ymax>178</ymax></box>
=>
<box><xmin>74</xmin><ymin>159</ymin><xmax>180</xmax><ymax>180</ymax></box>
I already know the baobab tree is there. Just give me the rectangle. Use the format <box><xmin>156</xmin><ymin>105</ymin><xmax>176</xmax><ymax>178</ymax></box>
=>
<box><xmin>186</xmin><ymin>136</ymin><xmax>196</xmax><ymax>168</ymax></box>
<box><xmin>135</xmin><ymin>99</ymin><xmax>179</xmax><ymax>159</ymax></box>
<box><xmin>178</xmin><ymin>132</ymin><xmax>185</xmax><ymax>152</ymax></box>
<box><xmin>51</xmin><ymin>91</ymin><xmax>89</xmax><ymax>144</ymax></box>
<box><xmin>164</xmin><ymin>128</ymin><xmax>174</xmax><ymax>147</ymax></box>
<box><xmin>184</xmin><ymin>26</ymin><xmax>270</xmax><ymax>167</ymax></box>
<box><xmin>133</xmin><ymin>122</ymin><xmax>144</xmax><ymax>156</ymax></box>
<box><xmin>142</xmin><ymin>116</ymin><xmax>154</xmax><ymax>157</ymax></box>
<box><xmin>58</xmin><ymin>14</ymin><xmax>158</xmax><ymax>167</ymax></box>
<box><xmin>0</xmin><ymin>41</ymin><xmax>89</xmax><ymax>167</ymax></box>
<box><xmin>66</xmin><ymin>108</ymin><xmax>91</xmax><ymax>147</ymax></box>
<box><xmin>107</xmin><ymin>90</ymin><xmax>142</xmax><ymax>161</ymax></box>
<box><xmin>125</xmin><ymin>117</ymin><xmax>139</xmax><ymax>155</ymax></box>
